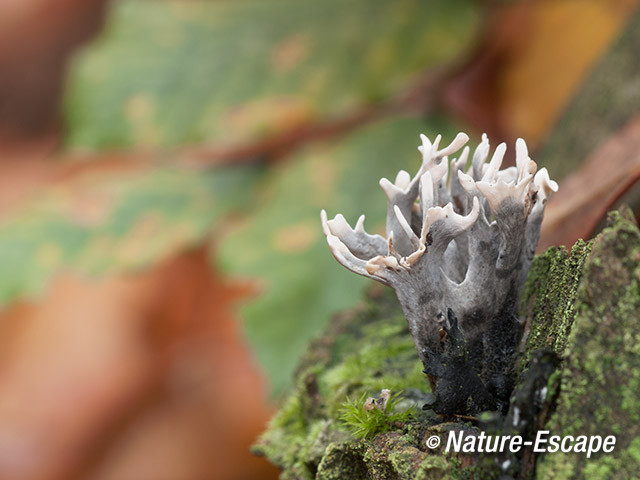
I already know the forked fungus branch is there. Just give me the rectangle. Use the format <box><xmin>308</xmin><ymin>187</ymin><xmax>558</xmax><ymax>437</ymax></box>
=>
<box><xmin>321</xmin><ymin>133</ymin><xmax>558</xmax><ymax>415</ymax></box>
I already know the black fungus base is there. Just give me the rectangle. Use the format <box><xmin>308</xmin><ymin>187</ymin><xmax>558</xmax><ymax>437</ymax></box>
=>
<box><xmin>423</xmin><ymin>298</ymin><xmax>523</xmax><ymax>416</ymax></box>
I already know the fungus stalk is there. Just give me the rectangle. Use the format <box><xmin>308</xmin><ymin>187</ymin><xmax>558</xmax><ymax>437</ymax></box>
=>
<box><xmin>321</xmin><ymin>133</ymin><xmax>557</xmax><ymax>415</ymax></box>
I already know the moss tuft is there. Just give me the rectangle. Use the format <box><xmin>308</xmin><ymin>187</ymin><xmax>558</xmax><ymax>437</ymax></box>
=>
<box><xmin>340</xmin><ymin>392</ymin><xmax>415</xmax><ymax>440</ymax></box>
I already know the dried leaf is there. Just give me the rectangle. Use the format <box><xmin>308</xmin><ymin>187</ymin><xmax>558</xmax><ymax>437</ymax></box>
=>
<box><xmin>0</xmin><ymin>0</ymin><xmax>108</xmax><ymax>152</ymax></box>
<box><xmin>539</xmin><ymin>9</ymin><xmax>640</xmax><ymax>180</ymax></box>
<box><xmin>540</xmin><ymin>113</ymin><xmax>640</xmax><ymax>250</ymax></box>
<box><xmin>446</xmin><ymin>0</ymin><xmax>639</xmax><ymax>150</ymax></box>
<box><xmin>0</xmin><ymin>246</ymin><xmax>277</xmax><ymax>480</ymax></box>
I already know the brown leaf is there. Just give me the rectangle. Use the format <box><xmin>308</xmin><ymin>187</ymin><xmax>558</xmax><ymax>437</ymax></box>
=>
<box><xmin>0</xmin><ymin>245</ymin><xmax>278</xmax><ymax>480</ymax></box>
<box><xmin>0</xmin><ymin>0</ymin><xmax>109</xmax><ymax>154</ymax></box>
<box><xmin>445</xmin><ymin>0</ymin><xmax>640</xmax><ymax>153</ymax></box>
<box><xmin>540</xmin><ymin>113</ymin><xmax>640</xmax><ymax>249</ymax></box>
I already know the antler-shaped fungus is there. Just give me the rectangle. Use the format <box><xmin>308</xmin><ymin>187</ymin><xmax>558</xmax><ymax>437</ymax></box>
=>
<box><xmin>321</xmin><ymin>133</ymin><xmax>557</xmax><ymax>415</ymax></box>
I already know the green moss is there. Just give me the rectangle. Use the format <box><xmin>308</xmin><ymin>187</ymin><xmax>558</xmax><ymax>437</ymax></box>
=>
<box><xmin>415</xmin><ymin>456</ymin><xmax>450</xmax><ymax>479</ymax></box>
<box><xmin>323</xmin><ymin>342</ymin><xmax>426</xmax><ymax>417</ymax></box>
<box><xmin>519</xmin><ymin>238</ymin><xmax>593</xmax><ymax>371</ymax></box>
<box><xmin>536</xmin><ymin>209</ymin><xmax>640</xmax><ymax>479</ymax></box>
<box><xmin>448</xmin><ymin>455</ymin><xmax>499</xmax><ymax>480</ymax></box>
<box><xmin>316</xmin><ymin>442</ymin><xmax>368</xmax><ymax>480</ymax></box>
<box><xmin>270</xmin><ymin>391</ymin><xmax>306</xmax><ymax>434</ymax></box>
<box><xmin>340</xmin><ymin>392</ymin><xmax>415</xmax><ymax>440</ymax></box>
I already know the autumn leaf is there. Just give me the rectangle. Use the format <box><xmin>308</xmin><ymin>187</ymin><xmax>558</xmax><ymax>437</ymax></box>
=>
<box><xmin>63</xmin><ymin>0</ymin><xmax>481</xmax><ymax>150</ymax></box>
<box><xmin>0</xmin><ymin>160</ymin><xmax>260</xmax><ymax>306</ymax></box>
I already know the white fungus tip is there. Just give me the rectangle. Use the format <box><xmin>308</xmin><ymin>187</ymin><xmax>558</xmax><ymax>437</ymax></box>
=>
<box><xmin>366</xmin><ymin>255</ymin><xmax>399</xmax><ymax>274</ymax></box>
<box><xmin>460</xmin><ymin>196</ymin><xmax>480</xmax><ymax>230</ymax></box>
<box><xmin>457</xmin><ymin>169</ymin><xmax>476</xmax><ymax>193</ymax></box>
<box><xmin>431</xmin><ymin>134</ymin><xmax>442</xmax><ymax>155</ymax></box>
<box><xmin>395</xmin><ymin>170</ymin><xmax>411</xmax><ymax>190</ymax></box>
<box><xmin>471</xmin><ymin>195</ymin><xmax>480</xmax><ymax>215</ymax></box>
<box><xmin>456</xmin><ymin>146</ymin><xmax>470</xmax><ymax>168</ymax></box>
<box><xmin>438</xmin><ymin>132</ymin><xmax>469</xmax><ymax>158</ymax></box>
<box><xmin>515</xmin><ymin>137</ymin><xmax>528</xmax><ymax>160</ymax></box>
<box><xmin>394</xmin><ymin>205</ymin><xmax>419</xmax><ymax>246</ymax></box>
<box><xmin>320</xmin><ymin>209</ymin><xmax>330</xmax><ymax>236</ymax></box>
<box><xmin>526</xmin><ymin>159</ymin><xmax>537</xmax><ymax>176</ymax></box>
<box><xmin>330</xmin><ymin>213</ymin><xmax>351</xmax><ymax>236</ymax></box>
<box><xmin>534</xmin><ymin>167</ymin><xmax>559</xmax><ymax>197</ymax></box>
<box><xmin>379</xmin><ymin>177</ymin><xmax>402</xmax><ymax>199</ymax></box>
<box><xmin>497</xmin><ymin>166</ymin><xmax>518</xmax><ymax>184</ymax></box>
<box><xmin>492</xmin><ymin>142</ymin><xmax>507</xmax><ymax>165</ymax></box>
<box><xmin>476</xmin><ymin>179</ymin><xmax>506</xmax><ymax>211</ymax></box>
<box><xmin>421</xmin><ymin>196</ymin><xmax>479</xmax><ymax>243</ymax></box>
<box><xmin>419</xmin><ymin>133</ymin><xmax>432</xmax><ymax>151</ymax></box>
<box><xmin>420</xmin><ymin>171</ymin><xmax>435</xmax><ymax>210</ymax></box>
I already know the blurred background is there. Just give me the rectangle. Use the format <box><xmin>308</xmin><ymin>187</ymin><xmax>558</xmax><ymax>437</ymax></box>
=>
<box><xmin>0</xmin><ymin>0</ymin><xmax>639</xmax><ymax>479</ymax></box>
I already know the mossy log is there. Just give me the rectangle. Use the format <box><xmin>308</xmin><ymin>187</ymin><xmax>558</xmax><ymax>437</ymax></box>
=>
<box><xmin>254</xmin><ymin>208</ymin><xmax>640</xmax><ymax>479</ymax></box>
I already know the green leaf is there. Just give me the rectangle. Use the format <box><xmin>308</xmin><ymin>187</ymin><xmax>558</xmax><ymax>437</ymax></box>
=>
<box><xmin>219</xmin><ymin>115</ymin><xmax>465</xmax><ymax>394</ymax></box>
<box><xmin>64</xmin><ymin>0</ymin><xmax>480</xmax><ymax>149</ymax></box>
<box><xmin>0</xmin><ymin>164</ymin><xmax>260</xmax><ymax>305</ymax></box>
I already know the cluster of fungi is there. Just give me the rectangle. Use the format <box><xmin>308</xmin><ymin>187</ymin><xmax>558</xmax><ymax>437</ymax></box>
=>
<box><xmin>321</xmin><ymin>132</ymin><xmax>557</xmax><ymax>415</ymax></box>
